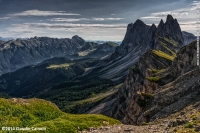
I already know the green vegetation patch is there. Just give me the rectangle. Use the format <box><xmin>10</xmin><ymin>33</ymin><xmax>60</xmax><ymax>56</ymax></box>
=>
<box><xmin>157</xmin><ymin>34</ymin><xmax>179</xmax><ymax>47</ymax></box>
<box><xmin>47</xmin><ymin>63</ymin><xmax>73</xmax><ymax>69</ymax></box>
<box><xmin>34</xmin><ymin>114</ymin><xmax>120</xmax><ymax>133</ymax></box>
<box><xmin>152</xmin><ymin>50</ymin><xmax>175</xmax><ymax>61</ymax></box>
<box><xmin>146</xmin><ymin>76</ymin><xmax>160</xmax><ymax>82</ymax></box>
<box><xmin>67</xmin><ymin>84</ymin><xmax>122</xmax><ymax>113</ymax></box>
<box><xmin>160</xmin><ymin>41</ymin><xmax>176</xmax><ymax>57</ymax></box>
<box><xmin>0</xmin><ymin>98</ymin><xmax>120</xmax><ymax>133</ymax></box>
<box><xmin>142</xmin><ymin>122</ymin><xmax>148</xmax><ymax>126</ymax></box>
<box><xmin>0</xmin><ymin>98</ymin><xmax>63</xmax><ymax>127</ymax></box>
<box><xmin>152</xmin><ymin>69</ymin><xmax>159</xmax><ymax>74</ymax></box>
<box><xmin>140</xmin><ymin>92</ymin><xmax>154</xmax><ymax>99</ymax></box>
<box><xmin>78</xmin><ymin>49</ymin><xmax>97</xmax><ymax>56</ymax></box>
<box><xmin>184</xmin><ymin>122</ymin><xmax>193</xmax><ymax>128</ymax></box>
<box><xmin>163</xmin><ymin>37</ymin><xmax>179</xmax><ymax>47</ymax></box>
<box><xmin>36</xmin><ymin>78</ymin><xmax>114</xmax><ymax>113</ymax></box>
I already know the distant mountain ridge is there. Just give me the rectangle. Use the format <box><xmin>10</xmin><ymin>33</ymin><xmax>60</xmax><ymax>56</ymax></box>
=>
<box><xmin>182</xmin><ymin>31</ymin><xmax>196</xmax><ymax>45</ymax></box>
<box><xmin>0</xmin><ymin>37</ymin><xmax>14</xmax><ymax>41</ymax></box>
<box><xmin>87</xmin><ymin>40</ymin><xmax>121</xmax><ymax>45</ymax></box>
<box><xmin>0</xmin><ymin>57</ymin><xmax>99</xmax><ymax>97</ymax></box>
<box><xmin>0</xmin><ymin>36</ymin><xmax>118</xmax><ymax>75</ymax></box>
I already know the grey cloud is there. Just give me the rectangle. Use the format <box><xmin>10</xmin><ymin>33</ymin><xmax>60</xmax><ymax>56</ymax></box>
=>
<box><xmin>93</xmin><ymin>18</ymin><xmax>124</xmax><ymax>21</ymax></box>
<box><xmin>48</xmin><ymin>17</ymin><xmax>125</xmax><ymax>22</ymax></box>
<box><xmin>9</xmin><ymin>10</ymin><xmax>80</xmax><ymax>17</ymax></box>
<box><xmin>13</xmin><ymin>23</ymin><xmax>127</xmax><ymax>29</ymax></box>
<box><xmin>0</xmin><ymin>0</ymin><xmax>196</xmax><ymax>40</ymax></box>
<box><xmin>48</xmin><ymin>18</ymin><xmax>89</xmax><ymax>22</ymax></box>
<box><xmin>0</xmin><ymin>17</ymin><xmax>10</xmax><ymax>20</ymax></box>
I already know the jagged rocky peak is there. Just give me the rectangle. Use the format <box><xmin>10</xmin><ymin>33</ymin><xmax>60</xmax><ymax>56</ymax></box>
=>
<box><xmin>134</xmin><ymin>19</ymin><xmax>146</xmax><ymax>26</ymax></box>
<box><xmin>166</xmin><ymin>14</ymin><xmax>174</xmax><ymax>23</ymax></box>
<box><xmin>121</xmin><ymin>19</ymin><xmax>149</xmax><ymax>47</ymax></box>
<box><xmin>157</xmin><ymin>14</ymin><xmax>184</xmax><ymax>45</ymax></box>
<box><xmin>128</xmin><ymin>19</ymin><xmax>148</xmax><ymax>31</ymax></box>
<box><xmin>72</xmin><ymin>35</ymin><xmax>86</xmax><ymax>46</ymax></box>
<box><xmin>96</xmin><ymin>15</ymin><xmax>185</xmax><ymax>80</ymax></box>
<box><xmin>151</xmin><ymin>23</ymin><xmax>156</xmax><ymax>29</ymax></box>
<box><xmin>148</xmin><ymin>23</ymin><xmax>157</xmax><ymax>35</ymax></box>
<box><xmin>157</xmin><ymin>19</ymin><xmax>164</xmax><ymax>31</ymax></box>
<box><xmin>126</xmin><ymin>19</ymin><xmax>146</xmax><ymax>28</ymax></box>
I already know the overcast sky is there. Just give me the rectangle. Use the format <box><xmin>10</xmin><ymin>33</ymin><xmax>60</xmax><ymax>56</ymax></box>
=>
<box><xmin>0</xmin><ymin>0</ymin><xmax>199</xmax><ymax>41</ymax></box>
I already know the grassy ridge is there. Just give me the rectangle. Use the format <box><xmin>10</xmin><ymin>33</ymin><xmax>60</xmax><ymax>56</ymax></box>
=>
<box><xmin>159</xmin><ymin>41</ymin><xmax>176</xmax><ymax>57</ymax></box>
<box><xmin>0</xmin><ymin>98</ymin><xmax>120</xmax><ymax>133</ymax></box>
<box><xmin>47</xmin><ymin>63</ymin><xmax>74</xmax><ymax>69</ymax></box>
<box><xmin>152</xmin><ymin>50</ymin><xmax>175</xmax><ymax>61</ymax></box>
<box><xmin>0</xmin><ymin>98</ymin><xmax>63</xmax><ymax>127</ymax></box>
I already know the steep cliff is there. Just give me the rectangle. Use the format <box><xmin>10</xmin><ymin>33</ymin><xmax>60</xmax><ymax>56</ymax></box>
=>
<box><xmin>89</xmin><ymin>15</ymin><xmax>184</xmax><ymax>81</ymax></box>
<box><xmin>85</xmin><ymin>41</ymin><xmax>199</xmax><ymax>127</ymax></box>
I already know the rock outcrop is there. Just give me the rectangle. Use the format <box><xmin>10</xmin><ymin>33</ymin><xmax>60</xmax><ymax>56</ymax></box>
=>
<box><xmin>157</xmin><ymin>15</ymin><xmax>184</xmax><ymax>45</ymax></box>
<box><xmin>118</xmin><ymin>41</ymin><xmax>198</xmax><ymax>125</ymax></box>
<box><xmin>90</xmin><ymin>15</ymin><xmax>184</xmax><ymax>81</ymax></box>
<box><xmin>84</xmin><ymin>41</ymin><xmax>199</xmax><ymax>126</ymax></box>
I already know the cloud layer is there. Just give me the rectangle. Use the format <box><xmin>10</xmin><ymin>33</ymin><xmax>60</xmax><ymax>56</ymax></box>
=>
<box><xmin>0</xmin><ymin>0</ymin><xmax>198</xmax><ymax>41</ymax></box>
<box><xmin>140</xmin><ymin>1</ymin><xmax>200</xmax><ymax>35</ymax></box>
<box><xmin>9</xmin><ymin>10</ymin><xmax>80</xmax><ymax>17</ymax></box>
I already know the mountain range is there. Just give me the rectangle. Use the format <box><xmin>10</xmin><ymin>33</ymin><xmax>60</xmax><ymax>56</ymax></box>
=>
<box><xmin>0</xmin><ymin>14</ymin><xmax>199</xmax><ymax>132</ymax></box>
<box><xmin>0</xmin><ymin>36</ymin><xmax>118</xmax><ymax>75</ymax></box>
<box><xmin>0</xmin><ymin>37</ymin><xmax>14</xmax><ymax>41</ymax></box>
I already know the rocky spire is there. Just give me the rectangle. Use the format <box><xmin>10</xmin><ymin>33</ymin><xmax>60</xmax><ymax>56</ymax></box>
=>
<box><xmin>157</xmin><ymin>14</ymin><xmax>184</xmax><ymax>45</ymax></box>
<box><xmin>134</xmin><ymin>19</ymin><xmax>146</xmax><ymax>26</ymax></box>
<box><xmin>157</xmin><ymin>19</ymin><xmax>164</xmax><ymax>32</ymax></box>
<box><xmin>166</xmin><ymin>14</ymin><xmax>174</xmax><ymax>24</ymax></box>
<box><xmin>150</xmin><ymin>23</ymin><xmax>156</xmax><ymax>31</ymax></box>
<box><xmin>71</xmin><ymin>35</ymin><xmax>86</xmax><ymax>46</ymax></box>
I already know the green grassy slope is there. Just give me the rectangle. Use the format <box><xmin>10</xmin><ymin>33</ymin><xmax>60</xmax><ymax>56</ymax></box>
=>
<box><xmin>0</xmin><ymin>98</ymin><xmax>120</xmax><ymax>133</ymax></box>
<box><xmin>152</xmin><ymin>50</ymin><xmax>176</xmax><ymax>61</ymax></box>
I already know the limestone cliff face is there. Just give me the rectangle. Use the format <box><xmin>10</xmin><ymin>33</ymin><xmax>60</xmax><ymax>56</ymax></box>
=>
<box><xmin>80</xmin><ymin>15</ymin><xmax>191</xmax><ymax>119</ymax></box>
<box><xmin>113</xmin><ymin>50</ymin><xmax>172</xmax><ymax>125</ymax></box>
<box><xmin>84</xmin><ymin>41</ymin><xmax>199</xmax><ymax>126</ymax></box>
<box><xmin>170</xmin><ymin>41</ymin><xmax>197</xmax><ymax>77</ymax></box>
<box><xmin>114</xmin><ymin>41</ymin><xmax>198</xmax><ymax>125</ymax></box>
<box><xmin>94</xmin><ymin>15</ymin><xmax>184</xmax><ymax>81</ymax></box>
